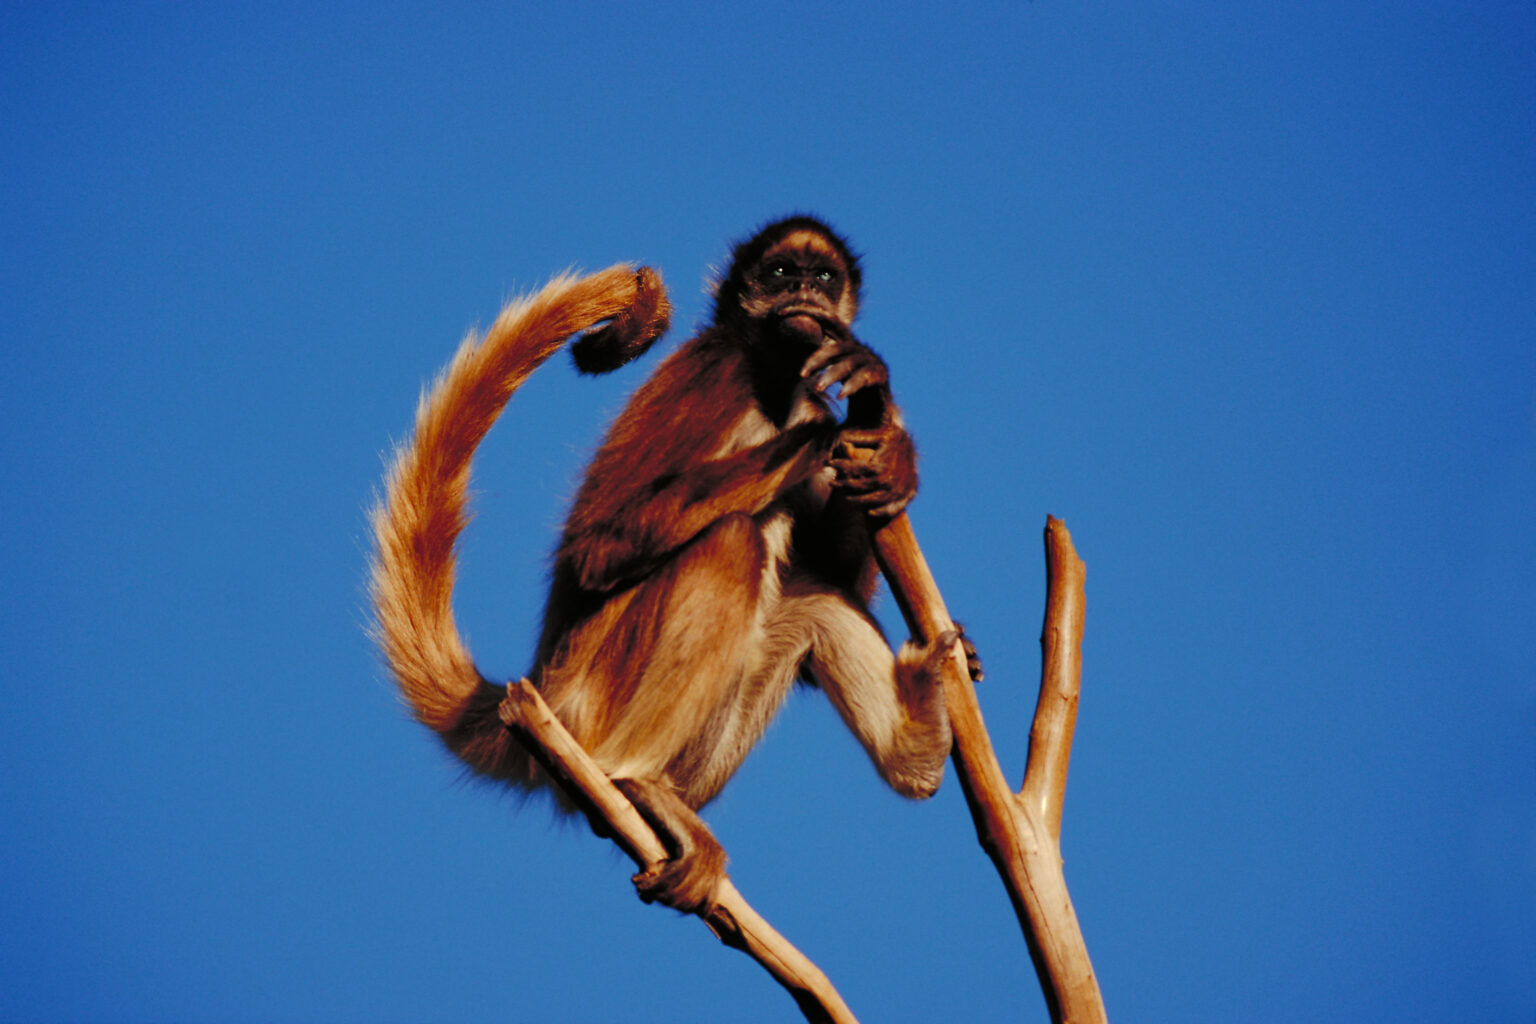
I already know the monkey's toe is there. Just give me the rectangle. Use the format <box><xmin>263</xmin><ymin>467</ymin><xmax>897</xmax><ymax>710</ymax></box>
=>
<box><xmin>632</xmin><ymin>850</ymin><xmax>725</xmax><ymax>916</ymax></box>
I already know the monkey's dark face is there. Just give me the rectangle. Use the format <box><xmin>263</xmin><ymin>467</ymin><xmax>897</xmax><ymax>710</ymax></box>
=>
<box><xmin>736</xmin><ymin>230</ymin><xmax>859</xmax><ymax>341</ymax></box>
<box><xmin>753</xmin><ymin>233</ymin><xmax>846</xmax><ymax>309</ymax></box>
<box><xmin>714</xmin><ymin>217</ymin><xmax>862</xmax><ymax>339</ymax></box>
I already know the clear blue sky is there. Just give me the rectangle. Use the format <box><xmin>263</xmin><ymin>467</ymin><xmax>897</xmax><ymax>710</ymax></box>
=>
<box><xmin>3</xmin><ymin>4</ymin><xmax>1531</xmax><ymax>1021</ymax></box>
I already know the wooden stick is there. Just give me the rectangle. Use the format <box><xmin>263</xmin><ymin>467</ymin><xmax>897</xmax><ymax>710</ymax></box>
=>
<box><xmin>498</xmin><ymin>682</ymin><xmax>859</xmax><ymax>1024</ymax></box>
<box><xmin>1023</xmin><ymin>517</ymin><xmax>1088</xmax><ymax>841</ymax></box>
<box><xmin>872</xmin><ymin>513</ymin><xmax>1107</xmax><ymax>1024</ymax></box>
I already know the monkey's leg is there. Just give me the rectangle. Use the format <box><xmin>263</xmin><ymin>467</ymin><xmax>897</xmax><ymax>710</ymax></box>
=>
<box><xmin>612</xmin><ymin>776</ymin><xmax>727</xmax><ymax>915</ymax></box>
<box><xmin>590</xmin><ymin>512</ymin><xmax>769</xmax><ymax>778</ymax></box>
<box><xmin>791</xmin><ymin>588</ymin><xmax>954</xmax><ymax>799</ymax></box>
<box><xmin>585</xmin><ymin>513</ymin><xmax>774</xmax><ymax>912</ymax></box>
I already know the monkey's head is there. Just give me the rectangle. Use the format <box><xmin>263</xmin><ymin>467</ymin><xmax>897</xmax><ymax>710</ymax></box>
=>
<box><xmin>714</xmin><ymin>216</ymin><xmax>862</xmax><ymax>350</ymax></box>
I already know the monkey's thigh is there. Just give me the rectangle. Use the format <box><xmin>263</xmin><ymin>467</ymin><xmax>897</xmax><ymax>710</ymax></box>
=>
<box><xmin>589</xmin><ymin>513</ymin><xmax>772</xmax><ymax>786</ymax></box>
<box><xmin>782</xmin><ymin>584</ymin><xmax>911</xmax><ymax>754</ymax></box>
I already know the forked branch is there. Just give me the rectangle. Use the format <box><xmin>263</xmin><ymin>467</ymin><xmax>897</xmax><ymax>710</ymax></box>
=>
<box><xmin>497</xmin><ymin>683</ymin><xmax>858</xmax><ymax>1024</ymax></box>
<box><xmin>872</xmin><ymin>513</ymin><xmax>1106</xmax><ymax>1024</ymax></box>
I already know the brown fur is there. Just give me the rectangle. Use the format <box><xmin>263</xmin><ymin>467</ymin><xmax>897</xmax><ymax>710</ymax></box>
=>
<box><xmin>370</xmin><ymin>220</ymin><xmax>964</xmax><ymax>912</ymax></box>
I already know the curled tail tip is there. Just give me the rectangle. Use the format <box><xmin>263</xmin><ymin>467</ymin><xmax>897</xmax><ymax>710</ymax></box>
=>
<box><xmin>571</xmin><ymin>265</ymin><xmax>672</xmax><ymax>375</ymax></box>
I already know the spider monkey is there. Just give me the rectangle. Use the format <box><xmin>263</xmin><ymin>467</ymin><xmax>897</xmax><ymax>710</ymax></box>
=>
<box><xmin>371</xmin><ymin>217</ymin><xmax>979</xmax><ymax>915</ymax></box>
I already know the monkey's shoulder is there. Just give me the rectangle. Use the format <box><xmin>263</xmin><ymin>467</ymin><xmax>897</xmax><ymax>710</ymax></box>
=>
<box><xmin>614</xmin><ymin>332</ymin><xmax>755</xmax><ymax>431</ymax></box>
<box><xmin>650</xmin><ymin>329</ymin><xmax>749</xmax><ymax>387</ymax></box>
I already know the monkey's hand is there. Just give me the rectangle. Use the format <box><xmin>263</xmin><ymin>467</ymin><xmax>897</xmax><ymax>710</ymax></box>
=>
<box><xmin>829</xmin><ymin>422</ymin><xmax>917</xmax><ymax>520</ymax></box>
<box><xmin>799</xmin><ymin>330</ymin><xmax>891</xmax><ymax>409</ymax></box>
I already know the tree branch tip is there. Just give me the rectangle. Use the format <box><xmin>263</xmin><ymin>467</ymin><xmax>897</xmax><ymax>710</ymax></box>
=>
<box><xmin>497</xmin><ymin>678</ymin><xmax>538</xmax><ymax>726</ymax></box>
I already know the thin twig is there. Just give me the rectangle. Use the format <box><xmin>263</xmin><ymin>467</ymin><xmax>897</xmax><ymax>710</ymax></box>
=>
<box><xmin>498</xmin><ymin>681</ymin><xmax>859</xmax><ymax>1024</ymax></box>
<box><xmin>1022</xmin><ymin>518</ymin><xmax>1088</xmax><ymax>840</ymax></box>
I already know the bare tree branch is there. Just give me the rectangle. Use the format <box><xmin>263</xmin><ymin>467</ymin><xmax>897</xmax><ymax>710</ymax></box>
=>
<box><xmin>498</xmin><ymin>682</ymin><xmax>859</xmax><ymax>1024</ymax></box>
<box><xmin>1022</xmin><ymin>517</ymin><xmax>1088</xmax><ymax>841</ymax></box>
<box><xmin>872</xmin><ymin>513</ymin><xmax>1106</xmax><ymax>1024</ymax></box>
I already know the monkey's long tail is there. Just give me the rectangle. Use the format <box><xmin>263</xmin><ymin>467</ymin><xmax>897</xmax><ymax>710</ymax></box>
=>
<box><xmin>369</xmin><ymin>265</ymin><xmax>670</xmax><ymax>752</ymax></box>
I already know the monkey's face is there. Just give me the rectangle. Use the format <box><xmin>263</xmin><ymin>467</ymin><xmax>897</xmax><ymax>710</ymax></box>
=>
<box><xmin>730</xmin><ymin>229</ymin><xmax>859</xmax><ymax>353</ymax></box>
<box><xmin>738</xmin><ymin>230</ymin><xmax>855</xmax><ymax>327</ymax></box>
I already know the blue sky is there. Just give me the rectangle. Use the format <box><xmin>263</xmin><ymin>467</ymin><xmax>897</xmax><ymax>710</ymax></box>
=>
<box><xmin>2</xmin><ymin>3</ymin><xmax>1531</xmax><ymax>1021</ymax></box>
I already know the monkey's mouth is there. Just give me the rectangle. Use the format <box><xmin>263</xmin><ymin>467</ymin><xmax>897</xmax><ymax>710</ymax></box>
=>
<box><xmin>776</xmin><ymin>304</ymin><xmax>831</xmax><ymax>322</ymax></box>
<box><xmin>776</xmin><ymin>312</ymin><xmax>826</xmax><ymax>349</ymax></box>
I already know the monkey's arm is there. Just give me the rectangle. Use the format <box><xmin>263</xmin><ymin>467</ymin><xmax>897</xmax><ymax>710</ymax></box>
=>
<box><xmin>557</xmin><ymin>340</ymin><xmax>837</xmax><ymax>592</ymax></box>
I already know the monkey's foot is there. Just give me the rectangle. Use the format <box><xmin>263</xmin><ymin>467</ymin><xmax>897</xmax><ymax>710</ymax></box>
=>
<box><xmin>908</xmin><ymin>626</ymin><xmax>982</xmax><ymax>684</ymax></box>
<box><xmin>613</xmin><ymin>777</ymin><xmax>728</xmax><ymax>916</ymax></box>
<box><xmin>923</xmin><ymin>628</ymin><xmax>960</xmax><ymax>675</ymax></box>
<box><xmin>630</xmin><ymin>843</ymin><xmax>727</xmax><ymax>916</ymax></box>
<box><xmin>951</xmin><ymin>622</ymin><xmax>984</xmax><ymax>683</ymax></box>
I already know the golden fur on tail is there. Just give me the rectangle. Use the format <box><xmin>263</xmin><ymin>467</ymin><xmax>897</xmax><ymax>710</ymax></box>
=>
<box><xmin>369</xmin><ymin>265</ymin><xmax>670</xmax><ymax>738</ymax></box>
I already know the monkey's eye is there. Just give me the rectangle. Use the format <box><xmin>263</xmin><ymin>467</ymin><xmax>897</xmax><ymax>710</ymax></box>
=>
<box><xmin>769</xmin><ymin>262</ymin><xmax>792</xmax><ymax>277</ymax></box>
<box><xmin>816</xmin><ymin>269</ymin><xmax>835</xmax><ymax>282</ymax></box>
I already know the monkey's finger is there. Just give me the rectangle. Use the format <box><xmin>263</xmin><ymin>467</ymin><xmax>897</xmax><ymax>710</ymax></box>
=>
<box><xmin>799</xmin><ymin>342</ymin><xmax>848</xmax><ymax>378</ymax></box>
<box><xmin>827</xmin><ymin>454</ymin><xmax>883</xmax><ymax>484</ymax></box>
<box><xmin>952</xmin><ymin>622</ymin><xmax>984</xmax><ymax>683</ymax></box>
<box><xmin>835</xmin><ymin>427</ymin><xmax>891</xmax><ymax>449</ymax></box>
<box><xmin>835</xmin><ymin>476</ymin><xmax>904</xmax><ymax>507</ymax></box>
<box><xmin>809</xmin><ymin>354</ymin><xmax>863</xmax><ymax>392</ymax></box>
<box><xmin>801</xmin><ymin>341</ymin><xmax>871</xmax><ymax>381</ymax></box>
<box><xmin>836</xmin><ymin>365</ymin><xmax>889</xmax><ymax>399</ymax></box>
<box><xmin>863</xmin><ymin>491</ymin><xmax>914</xmax><ymax>519</ymax></box>
<box><xmin>830</xmin><ymin>478</ymin><xmax>887</xmax><ymax>505</ymax></box>
<box><xmin>632</xmin><ymin>857</ymin><xmax>719</xmax><ymax>916</ymax></box>
<box><xmin>965</xmin><ymin>644</ymin><xmax>984</xmax><ymax>683</ymax></box>
<box><xmin>631</xmin><ymin>865</ymin><xmax>665</xmax><ymax>904</ymax></box>
<box><xmin>828</xmin><ymin>441</ymin><xmax>879</xmax><ymax>464</ymax></box>
<box><xmin>832</xmin><ymin>478</ymin><xmax>883</xmax><ymax>501</ymax></box>
<box><xmin>830</xmin><ymin>439</ymin><xmax>873</xmax><ymax>462</ymax></box>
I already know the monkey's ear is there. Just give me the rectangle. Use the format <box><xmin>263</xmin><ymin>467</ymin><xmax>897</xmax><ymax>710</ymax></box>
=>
<box><xmin>572</xmin><ymin>267</ymin><xmax>672</xmax><ymax>375</ymax></box>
